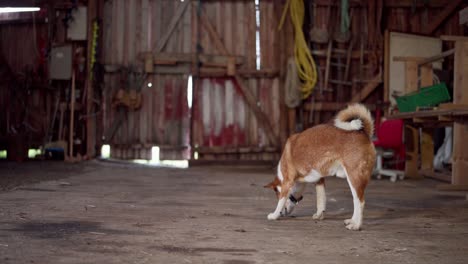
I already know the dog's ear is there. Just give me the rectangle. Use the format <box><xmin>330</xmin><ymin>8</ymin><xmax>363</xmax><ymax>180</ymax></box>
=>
<box><xmin>264</xmin><ymin>177</ymin><xmax>280</xmax><ymax>189</ymax></box>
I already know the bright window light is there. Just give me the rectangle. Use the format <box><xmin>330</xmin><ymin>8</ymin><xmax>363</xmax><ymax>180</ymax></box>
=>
<box><xmin>187</xmin><ymin>75</ymin><xmax>193</xmax><ymax>109</ymax></box>
<box><xmin>254</xmin><ymin>0</ymin><xmax>261</xmax><ymax>70</ymax></box>
<box><xmin>0</xmin><ymin>150</ymin><xmax>7</xmax><ymax>159</ymax></box>
<box><xmin>160</xmin><ymin>160</ymin><xmax>188</xmax><ymax>168</ymax></box>
<box><xmin>28</xmin><ymin>149</ymin><xmax>42</xmax><ymax>159</ymax></box>
<box><xmin>101</xmin><ymin>144</ymin><xmax>111</xmax><ymax>158</ymax></box>
<box><xmin>151</xmin><ymin>146</ymin><xmax>160</xmax><ymax>163</ymax></box>
<box><xmin>147</xmin><ymin>82</ymin><xmax>152</xmax><ymax>88</ymax></box>
<box><xmin>194</xmin><ymin>151</ymin><xmax>199</xmax><ymax>160</ymax></box>
<box><xmin>0</xmin><ymin>7</ymin><xmax>40</xmax><ymax>13</ymax></box>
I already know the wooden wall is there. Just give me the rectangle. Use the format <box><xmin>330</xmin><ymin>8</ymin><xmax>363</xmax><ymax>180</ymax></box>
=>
<box><xmin>0</xmin><ymin>0</ymin><xmax>465</xmax><ymax>162</ymax></box>
<box><xmin>101</xmin><ymin>0</ymin><xmax>284</xmax><ymax>161</ymax></box>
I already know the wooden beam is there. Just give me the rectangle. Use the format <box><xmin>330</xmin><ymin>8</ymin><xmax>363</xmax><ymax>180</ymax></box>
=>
<box><xmin>418</xmin><ymin>49</ymin><xmax>455</xmax><ymax>66</ymax></box>
<box><xmin>422</xmin><ymin>0</ymin><xmax>463</xmax><ymax>35</ymax></box>
<box><xmin>139</xmin><ymin>52</ymin><xmax>245</xmax><ymax>66</ymax></box>
<box><xmin>304</xmin><ymin>102</ymin><xmax>377</xmax><ymax>111</ymax></box>
<box><xmin>350</xmin><ymin>73</ymin><xmax>382</xmax><ymax>102</ymax></box>
<box><xmin>198</xmin><ymin>9</ymin><xmax>229</xmax><ymax>55</ymax></box>
<box><xmin>440</xmin><ymin>35</ymin><xmax>468</xmax><ymax>42</ymax></box>
<box><xmin>313</xmin><ymin>0</ymin><xmax>450</xmax><ymax>7</ymax></box>
<box><xmin>153</xmin><ymin>1</ymin><xmax>189</xmax><ymax>53</ymax></box>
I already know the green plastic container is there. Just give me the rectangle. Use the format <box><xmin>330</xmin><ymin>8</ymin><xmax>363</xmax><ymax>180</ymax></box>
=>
<box><xmin>396</xmin><ymin>82</ymin><xmax>451</xmax><ymax>112</ymax></box>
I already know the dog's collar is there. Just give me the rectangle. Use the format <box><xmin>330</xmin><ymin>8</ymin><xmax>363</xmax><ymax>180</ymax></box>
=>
<box><xmin>289</xmin><ymin>194</ymin><xmax>303</xmax><ymax>204</ymax></box>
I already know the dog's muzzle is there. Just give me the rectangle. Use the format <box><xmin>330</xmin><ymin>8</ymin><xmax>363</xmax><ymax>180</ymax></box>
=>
<box><xmin>280</xmin><ymin>195</ymin><xmax>304</xmax><ymax>216</ymax></box>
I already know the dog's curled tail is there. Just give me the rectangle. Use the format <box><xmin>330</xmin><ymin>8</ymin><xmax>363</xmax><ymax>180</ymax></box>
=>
<box><xmin>334</xmin><ymin>103</ymin><xmax>374</xmax><ymax>138</ymax></box>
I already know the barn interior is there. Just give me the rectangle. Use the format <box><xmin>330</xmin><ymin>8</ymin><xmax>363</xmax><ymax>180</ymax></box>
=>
<box><xmin>0</xmin><ymin>0</ymin><xmax>468</xmax><ymax>263</ymax></box>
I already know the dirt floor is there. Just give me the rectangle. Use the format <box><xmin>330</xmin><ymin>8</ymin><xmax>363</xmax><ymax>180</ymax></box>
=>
<box><xmin>1</xmin><ymin>161</ymin><xmax>468</xmax><ymax>264</ymax></box>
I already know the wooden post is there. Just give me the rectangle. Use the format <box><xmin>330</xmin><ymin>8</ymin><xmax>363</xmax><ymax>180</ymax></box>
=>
<box><xmin>452</xmin><ymin>39</ymin><xmax>468</xmax><ymax>186</ymax></box>
<box><xmin>404</xmin><ymin>60</ymin><xmax>421</xmax><ymax>178</ymax></box>
<box><xmin>420</xmin><ymin>64</ymin><xmax>434</xmax><ymax>171</ymax></box>
<box><xmin>383</xmin><ymin>30</ymin><xmax>390</xmax><ymax>108</ymax></box>
<box><xmin>69</xmin><ymin>72</ymin><xmax>76</xmax><ymax>159</ymax></box>
<box><xmin>405</xmin><ymin>61</ymin><xmax>418</xmax><ymax>93</ymax></box>
<box><xmin>405</xmin><ymin>125</ymin><xmax>419</xmax><ymax>178</ymax></box>
<box><xmin>58</xmin><ymin>103</ymin><xmax>66</xmax><ymax>141</ymax></box>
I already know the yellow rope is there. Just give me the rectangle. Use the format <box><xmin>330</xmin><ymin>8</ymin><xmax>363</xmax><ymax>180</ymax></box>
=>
<box><xmin>279</xmin><ymin>0</ymin><xmax>317</xmax><ymax>99</ymax></box>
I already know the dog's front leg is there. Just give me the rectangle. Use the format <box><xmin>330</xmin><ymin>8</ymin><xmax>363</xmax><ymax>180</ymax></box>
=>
<box><xmin>283</xmin><ymin>182</ymin><xmax>306</xmax><ymax>216</ymax></box>
<box><xmin>267</xmin><ymin>183</ymin><xmax>292</xmax><ymax>220</ymax></box>
<box><xmin>313</xmin><ymin>178</ymin><xmax>326</xmax><ymax>220</ymax></box>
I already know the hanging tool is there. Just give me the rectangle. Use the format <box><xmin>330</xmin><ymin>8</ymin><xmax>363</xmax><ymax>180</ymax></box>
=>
<box><xmin>279</xmin><ymin>0</ymin><xmax>318</xmax><ymax>99</ymax></box>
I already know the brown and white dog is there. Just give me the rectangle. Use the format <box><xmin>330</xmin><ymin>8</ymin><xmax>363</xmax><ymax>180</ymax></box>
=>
<box><xmin>264</xmin><ymin>104</ymin><xmax>376</xmax><ymax>230</ymax></box>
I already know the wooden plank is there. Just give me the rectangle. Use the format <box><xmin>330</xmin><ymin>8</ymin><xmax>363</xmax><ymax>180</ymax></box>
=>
<box><xmin>245</xmin><ymin>0</ymin><xmax>256</xmax><ymax>69</ymax></box>
<box><xmin>69</xmin><ymin>72</ymin><xmax>76</xmax><ymax>158</ymax></box>
<box><xmin>393</xmin><ymin>56</ymin><xmax>424</xmax><ymax>62</ymax></box>
<box><xmin>224</xmin><ymin>1</ymin><xmax>233</xmax><ymax>55</ymax></box>
<box><xmin>387</xmin><ymin>108</ymin><xmax>468</xmax><ymax>120</ymax></box>
<box><xmin>384</xmin><ymin>30</ymin><xmax>390</xmax><ymax>107</ymax></box>
<box><xmin>418</xmin><ymin>49</ymin><xmax>455</xmax><ymax>66</ymax></box>
<box><xmin>441</xmin><ymin>35</ymin><xmax>468</xmax><ymax>42</ymax></box>
<box><xmin>311</xmin><ymin>49</ymin><xmax>376</xmax><ymax>59</ymax></box>
<box><xmin>350</xmin><ymin>73</ymin><xmax>382</xmax><ymax>102</ymax></box>
<box><xmin>151</xmin><ymin>0</ymin><xmax>160</xmax><ymax>51</ymax></box>
<box><xmin>248</xmin><ymin>78</ymin><xmax>258</xmax><ymax>146</ymax></box>
<box><xmin>182</xmin><ymin>0</ymin><xmax>191</xmax><ymax>54</ymax></box>
<box><xmin>422</xmin><ymin>0</ymin><xmax>463</xmax><ymax>35</ymax></box>
<box><xmin>153</xmin><ymin>0</ymin><xmax>189</xmax><ymax>53</ymax></box>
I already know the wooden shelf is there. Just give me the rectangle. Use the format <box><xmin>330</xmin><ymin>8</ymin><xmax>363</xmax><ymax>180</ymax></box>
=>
<box><xmin>387</xmin><ymin>108</ymin><xmax>468</xmax><ymax>124</ymax></box>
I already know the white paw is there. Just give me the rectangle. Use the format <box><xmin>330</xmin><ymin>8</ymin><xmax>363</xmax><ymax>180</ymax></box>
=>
<box><xmin>345</xmin><ymin>220</ymin><xmax>361</xmax><ymax>231</ymax></box>
<box><xmin>267</xmin><ymin>213</ymin><xmax>280</xmax><ymax>220</ymax></box>
<box><xmin>312</xmin><ymin>212</ymin><xmax>324</xmax><ymax>220</ymax></box>
<box><xmin>344</xmin><ymin>218</ymin><xmax>352</xmax><ymax>225</ymax></box>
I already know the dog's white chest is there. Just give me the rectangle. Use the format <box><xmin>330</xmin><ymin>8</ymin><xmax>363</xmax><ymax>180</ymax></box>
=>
<box><xmin>300</xmin><ymin>169</ymin><xmax>322</xmax><ymax>183</ymax></box>
<box><xmin>329</xmin><ymin>162</ymin><xmax>346</xmax><ymax>178</ymax></box>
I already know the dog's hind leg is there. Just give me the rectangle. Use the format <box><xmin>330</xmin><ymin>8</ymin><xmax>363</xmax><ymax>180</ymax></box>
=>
<box><xmin>267</xmin><ymin>182</ymin><xmax>293</xmax><ymax>220</ymax></box>
<box><xmin>313</xmin><ymin>178</ymin><xmax>326</xmax><ymax>220</ymax></box>
<box><xmin>343</xmin><ymin>167</ymin><xmax>369</xmax><ymax>230</ymax></box>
